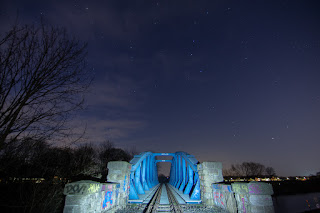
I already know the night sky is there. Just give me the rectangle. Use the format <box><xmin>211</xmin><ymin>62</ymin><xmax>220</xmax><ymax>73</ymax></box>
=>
<box><xmin>1</xmin><ymin>0</ymin><xmax>320</xmax><ymax>177</ymax></box>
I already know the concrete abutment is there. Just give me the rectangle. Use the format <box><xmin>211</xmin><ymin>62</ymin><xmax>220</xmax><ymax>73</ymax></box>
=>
<box><xmin>63</xmin><ymin>161</ymin><xmax>131</xmax><ymax>213</ymax></box>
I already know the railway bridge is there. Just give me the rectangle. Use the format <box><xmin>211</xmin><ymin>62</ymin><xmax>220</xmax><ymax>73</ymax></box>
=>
<box><xmin>63</xmin><ymin>151</ymin><xmax>275</xmax><ymax>212</ymax></box>
<box><xmin>128</xmin><ymin>152</ymin><xmax>201</xmax><ymax>203</ymax></box>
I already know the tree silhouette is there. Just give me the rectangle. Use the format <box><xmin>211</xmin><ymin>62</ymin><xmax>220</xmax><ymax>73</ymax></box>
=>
<box><xmin>229</xmin><ymin>162</ymin><xmax>275</xmax><ymax>177</ymax></box>
<box><xmin>0</xmin><ymin>22</ymin><xmax>91</xmax><ymax>148</ymax></box>
<box><xmin>265</xmin><ymin>166</ymin><xmax>276</xmax><ymax>177</ymax></box>
<box><xmin>98</xmin><ymin>141</ymin><xmax>133</xmax><ymax>181</ymax></box>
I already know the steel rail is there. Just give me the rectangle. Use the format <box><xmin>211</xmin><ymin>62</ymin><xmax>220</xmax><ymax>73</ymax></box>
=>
<box><xmin>144</xmin><ymin>184</ymin><xmax>162</xmax><ymax>213</ymax></box>
<box><xmin>144</xmin><ymin>183</ymin><xmax>185</xmax><ymax>213</ymax></box>
<box><xmin>165</xmin><ymin>184</ymin><xmax>184</xmax><ymax>213</ymax></box>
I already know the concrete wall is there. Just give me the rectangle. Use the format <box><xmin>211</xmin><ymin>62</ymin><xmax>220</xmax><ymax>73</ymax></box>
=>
<box><xmin>212</xmin><ymin>183</ymin><xmax>237</xmax><ymax>213</ymax></box>
<box><xmin>197</xmin><ymin>162</ymin><xmax>224</xmax><ymax>206</ymax></box>
<box><xmin>232</xmin><ymin>182</ymin><xmax>274</xmax><ymax>213</ymax></box>
<box><xmin>198</xmin><ymin>161</ymin><xmax>275</xmax><ymax>213</ymax></box>
<box><xmin>63</xmin><ymin>161</ymin><xmax>131</xmax><ymax>213</ymax></box>
<box><xmin>63</xmin><ymin>181</ymin><xmax>120</xmax><ymax>213</ymax></box>
<box><xmin>106</xmin><ymin>161</ymin><xmax>131</xmax><ymax>207</ymax></box>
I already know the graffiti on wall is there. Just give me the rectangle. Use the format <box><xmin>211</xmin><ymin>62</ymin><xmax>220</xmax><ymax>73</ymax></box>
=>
<box><xmin>65</xmin><ymin>183</ymin><xmax>87</xmax><ymax>194</ymax></box>
<box><xmin>237</xmin><ymin>194</ymin><xmax>249</xmax><ymax>213</ymax></box>
<box><xmin>64</xmin><ymin>182</ymin><xmax>101</xmax><ymax>195</ymax></box>
<box><xmin>248</xmin><ymin>184</ymin><xmax>262</xmax><ymax>194</ymax></box>
<box><xmin>242</xmin><ymin>197</ymin><xmax>246</xmax><ymax>213</ymax></box>
<box><xmin>123</xmin><ymin>175</ymin><xmax>127</xmax><ymax>192</ymax></box>
<box><xmin>102</xmin><ymin>191</ymin><xmax>113</xmax><ymax>209</ymax></box>
<box><xmin>213</xmin><ymin>191</ymin><xmax>225</xmax><ymax>208</ymax></box>
<box><xmin>88</xmin><ymin>183</ymin><xmax>100</xmax><ymax>193</ymax></box>
<box><xmin>232</xmin><ymin>184</ymin><xmax>248</xmax><ymax>194</ymax></box>
<box><xmin>221</xmin><ymin>185</ymin><xmax>232</xmax><ymax>192</ymax></box>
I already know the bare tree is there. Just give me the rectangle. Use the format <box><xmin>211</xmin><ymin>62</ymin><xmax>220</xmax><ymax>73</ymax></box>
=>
<box><xmin>230</xmin><ymin>162</ymin><xmax>266</xmax><ymax>177</ymax></box>
<box><xmin>222</xmin><ymin>168</ymin><xmax>233</xmax><ymax>176</ymax></box>
<box><xmin>71</xmin><ymin>143</ymin><xmax>99</xmax><ymax>177</ymax></box>
<box><xmin>98</xmin><ymin>140</ymin><xmax>132</xmax><ymax>181</ymax></box>
<box><xmin>265</xmin><ymin>166</ymin><xmax>276</xmax><ymax>177</ymax></box>
<box><xmin>0</xmin><ymin>22</ymin><xmax>91</xmax><ymax>148</ymax></box>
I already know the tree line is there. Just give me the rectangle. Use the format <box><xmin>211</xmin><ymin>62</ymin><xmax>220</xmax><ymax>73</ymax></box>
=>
<box><xmin>0</xmin><ymin>138</ymin><xmax>134</xmax><ymax>182</ymax></box>
<box><xmin>223</xmin><ymin>161</ymin><xmax>276</xmax><ymax>177</ymax></box>
<box><xmin>0</xmin><ymin>138</ymin><xmax>134</xmax><ymax>213</ymax></box>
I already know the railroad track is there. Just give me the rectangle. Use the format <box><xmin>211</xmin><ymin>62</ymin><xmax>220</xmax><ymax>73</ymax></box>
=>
<box><xmin>144</xmin><ymin>184</ymin><xmax>184</xmax><ymax>213</ymax></box>
<box><xmin>165</xmin><ymin>184</ymin><xmax>183</xmax><ymax>213</ymax></box>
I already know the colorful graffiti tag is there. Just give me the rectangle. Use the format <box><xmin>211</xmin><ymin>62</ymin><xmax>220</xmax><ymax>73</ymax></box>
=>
<box><xmin>123</xmin><ymin>175</ymin><xmax>127</xmax><ymax>192</ymax></box>
<box><xmin>213</xmin><ymin>191</ymin><xmax>225</xmax><ymax>208</ymax></box>
<box><xmin>248</xmin><ymin>184</ymin><xmax>262</xmax><ymax>194</ymax></box>
<box><xmin>232</xmin><ymin>183</ymin><xmax>248</xmax><ymax>194</ymax></box>
<box><xmin>242</xmin><ymin>197</ymin><xmax>246</xmax><ymax>213</ymax></box>
<box><xmin>102</xmin><ymin>191</ymin><xmax>113</xmax><ymax>209</ymax></box>
<box><xmin>87</xmin><ymin>183</ymin><xmax>100</xmax><ymax>193</ymax></box>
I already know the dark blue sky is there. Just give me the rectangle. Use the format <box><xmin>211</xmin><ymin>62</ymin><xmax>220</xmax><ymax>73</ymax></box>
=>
<box><xmin>1</xmin><ymin>0</ymin><xmax>320</xmax><ymax>176</ymax></box>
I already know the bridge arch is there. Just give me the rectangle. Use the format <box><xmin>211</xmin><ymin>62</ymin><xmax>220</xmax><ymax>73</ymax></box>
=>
<box><xmin>129</xmin><ymin>151</ymin><xmax>201</xmax><ymax>202</ymax></box>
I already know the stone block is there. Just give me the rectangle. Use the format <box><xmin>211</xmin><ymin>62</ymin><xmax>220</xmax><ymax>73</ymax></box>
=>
<box><xmin>249</xmin><ymin>195</ymin><xmax>273</xmax><ymax>206</ymax></box>
<box><xmin>248</xmin><ymin>182</ymin><xmax>273</xmax><ymax>195</ymax></box>
<box><xmin>231</xmin><ymin>182</ymin><xmax>275</xmax><ymax>213</ymax></box>
<box><xmin>235</xmin><ymin>193</ymin><xmax>250</xmax><ymax>213</ymax></box>
<box><xmin>200</xmin><ymin>169</ymin><xmax>223</xmax><ymax>183</ymax></box>
<box><xmin>198</xmin><ymin>162</ymin><xmax>223</xmax><ymax>170</ymax></box>
<box><xmin>203</xmin><ymin>199</ymin><xmax>214</xmax><ymax>206</ymax></box>
<box><xmin>232</xmin><ymin>183</ymin><xmax>249</xmax><ymax>194</ymax></box>
<box><xmin>221</xmin><ymin>184</ymin><xmax>233</xmax><ymax>192</ymax></box>
<box><xmin>101</xmin><ymin>183</ymin><xmax>119</xmax><ymax>192</ymax></box>
<box><xmin>101</xmin><ymin>183</ymin><xmax>120</xmax><ymax>211</ymax></box>
<box><xmin>224</xmin><ymin>192</ymin><xmax>237</xmax><ymax>213</ymax></box>
<box><xmin>107</xmin><ymin>174</ymin><xmax>122</xmax><ymax>180</ymax></box>
<box><xmin>107</xmin><ymin>161</ymin><xmax>131</xmax><ymax>189</ymax></box>
<box><xmin>65</xmin><ymin>195</ymin><xmax>85</xmax><ymax>205</ymax></box>
<box><xmin>212</xmin><ymin>184</ymin><xmax>222</xmax><ymax>190</ymax></box>
<box><xmin>107</xmin><ymin>161</ymin><xmax>131</xmax><ymax>172</ymax></box>
<box><xmin>212</xmin><ymin>184</ymin><xmax>236</xmax><ymax>211</ymax></box>
<box><xmin>250</xmin><ymin>205</ymin><xmax>275</xmax><ymax>213</ymax></box>
<box><xmin>63</xmin><ymin>205</ymin><xmax>81</xmax><ymax>213</ymax></box>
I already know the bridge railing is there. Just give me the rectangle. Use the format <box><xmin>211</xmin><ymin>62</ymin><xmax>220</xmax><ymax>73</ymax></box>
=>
<box><xmin>169</xmin><ymin>152</ymin><xmax>200</xmax><ymax>200</ymax></box>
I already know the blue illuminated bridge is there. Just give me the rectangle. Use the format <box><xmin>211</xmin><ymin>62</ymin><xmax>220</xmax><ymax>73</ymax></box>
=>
<box><xmin>128</xmin><ymin>151</ymin><xmax>201</xmax><ymax>207</ymax></box>
<box><xmin>63</xmin><ymin>151</ymin><xmax>275</xmax><ymax>212</ymax></box>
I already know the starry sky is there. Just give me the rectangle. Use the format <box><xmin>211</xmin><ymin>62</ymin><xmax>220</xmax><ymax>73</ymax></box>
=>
<box><xmin>1</xmin><ymin>0</ymin><xmax>320</xmax><ymax>176</ymax></box>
